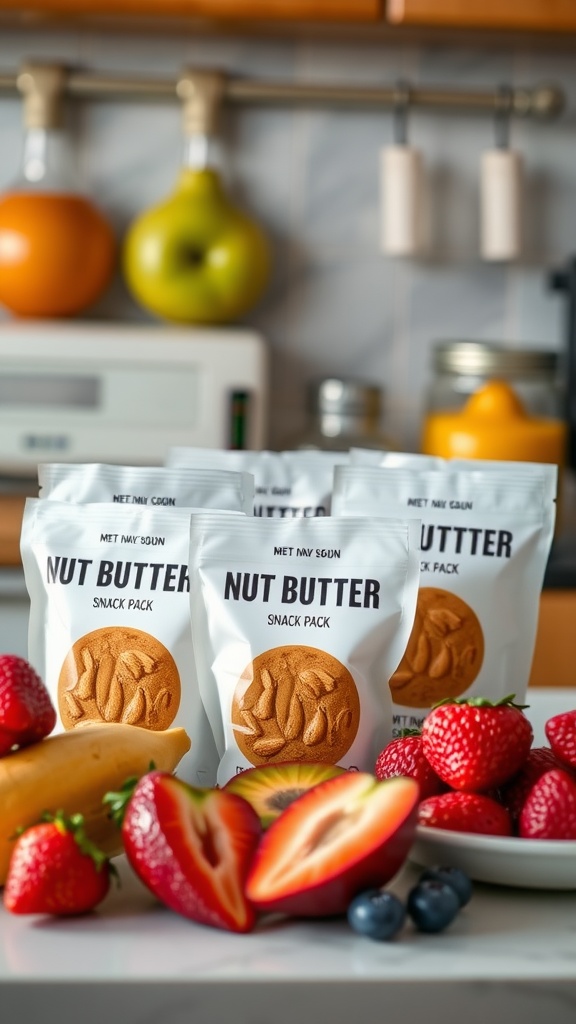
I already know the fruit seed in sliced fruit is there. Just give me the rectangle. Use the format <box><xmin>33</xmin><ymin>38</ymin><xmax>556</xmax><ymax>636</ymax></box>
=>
<box><xmin>223</xmin><ymin>761</ymin><xmax>345</xmax><ymax>828</ymax></box>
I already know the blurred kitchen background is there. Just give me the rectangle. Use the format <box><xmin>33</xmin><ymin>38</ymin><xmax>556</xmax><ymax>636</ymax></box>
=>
<box><xmin>1</xmin><ymin>7</ymin><xmax>575</xmax><ymax>452</ymax></box>
<box><xmin>1</xmin><ymin>4</ymin><xmax>576</xmax><ymax>677</ymax></box>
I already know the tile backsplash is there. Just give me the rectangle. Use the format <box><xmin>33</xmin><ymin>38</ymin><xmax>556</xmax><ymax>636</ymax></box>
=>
<box><xmin>0</xmin><ymin>24</ymin><xmax>574</xmax><ymax>451</ymax></box>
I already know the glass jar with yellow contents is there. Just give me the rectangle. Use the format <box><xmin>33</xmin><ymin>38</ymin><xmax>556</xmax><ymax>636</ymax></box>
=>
<box><xmin>421</xmin><ymin>369</ymin><xmax>568</xmax><ymax>533</ymax></box>
<box><xmin>425</xmin><ymin>341</ymin><xmax>563</xmax><ymax>422</ymax></box>
<box><xmin>421</xmin><ymin>378</ymin><xmax>566</xmax><ymax>465</ymax></box>
<box><xmin>422</xmin><ymin>341</ymin><xmax>565</xmax><ymax>462</ymax></box>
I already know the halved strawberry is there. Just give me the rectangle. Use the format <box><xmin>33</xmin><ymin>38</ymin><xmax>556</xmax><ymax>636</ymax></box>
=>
<box><xmin>117</xmin><ymin>771</ymin><xmax>262</xmax><ymax>933</ymax></box>
<box><xmin>245</xmin><ymin>772</ymin><xmax>419</xmax><ymax>918</ymax></box>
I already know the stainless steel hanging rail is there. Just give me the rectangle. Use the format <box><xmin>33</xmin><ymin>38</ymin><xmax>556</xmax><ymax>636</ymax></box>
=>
<box><xmin>0</xmin><ymin>67</ymin><xmax>565</xmax><ymax>119</ymax></box>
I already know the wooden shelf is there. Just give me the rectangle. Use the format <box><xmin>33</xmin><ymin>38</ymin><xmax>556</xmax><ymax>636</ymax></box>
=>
<box><xmin>1</xmin><ymin>7</ymin><xmax>576</xmax><ymax>47</ymax></box>
<box><xmin>388</xmin><ymin>0</ymin><xmax>576</xmax><ymax>33</ymax></box>
<box><xmin>0</xmin><ymin>496</ymin><xmax>26</xmax><ymax>568</ymax></box>
<box><xmin>529</xmin><ymin>589</ymin><xmax>576</xmax><ymax>688</ymax></box>
<box><xmin>0</xmin><ymin>0</ymin><xmax>382</xmax><ymax>22</ymax></box>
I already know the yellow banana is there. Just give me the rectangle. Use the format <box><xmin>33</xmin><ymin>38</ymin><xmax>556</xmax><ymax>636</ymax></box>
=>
<box><xmin>0</xmin><ymin>721</ymin><xmax>191</xmax><ymax>885</ymax></box>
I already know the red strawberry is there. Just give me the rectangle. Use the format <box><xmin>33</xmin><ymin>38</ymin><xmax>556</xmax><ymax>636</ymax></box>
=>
<box><xmin>421</xmin><ymin>695</ymin><xmax>533</xmax><ymax>792</ymax></box>
<box><xmin>418</xmin><ymin>791</ymin><xmax>513</xmax><ymax>836</ymax></box>
<box><xmin>3</xmin><ymin>811</ymin><xmax>112</xmax><ymax>916</ymax></box>
<box><xmin>545</xmin><ymin>710</ymin><xmax>576</xmax><ymax>769</ymax></box>
<box><xmin>518</xmin><ymin>768</ymin><xmax>576</xmax><ymax>839</ymax></box>
<box><xmin>0</xmin><ymin>654</ymin><xmax>56</xmax><ymax>757</ymax></box>
<box><xmin>109</xmin><ymin>770</ymin><xmax>262</xmax><ymax>933</ymax></box>
<box><xmin>375</xmin><ymin>730</ymin><xmax>445</xmax><ymax>799</ymax></box>
<box><xmin>499</xmin><ymin>746</ymin><xmax>570</xmax><ymax>828</ymax></box>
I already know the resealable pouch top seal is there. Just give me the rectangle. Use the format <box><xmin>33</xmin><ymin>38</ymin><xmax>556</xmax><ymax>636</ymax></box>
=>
<box><xmin>350</xmin><ymin>449</ymin><xmax>446</xmax><ymax>469</ymax></box>
<box><xmin>349</xmin><ymin>448</ymin><xmax>555</xmax><ymax>474</ymax></box>
<box><xmin>166</xmin><ymin>447</ymin><xmax>346</xmax><ymax>517</ymax></box>
<box><xmin>332</xmin><ymin>462</ymin><xmax>557</xmax><ymax>734</ymax></box>
<box><xmin>20</xmin><ymin>498</ymin><xmax>231</xmax><ymax>788</ymax></box>
<box><xmin>37</xmin><ymin>462</ymin><xmax>254</xmax><ymax>514</ymax></box>
<box><xmin>188</xmin><ymin>511</ymin><xmax>421</xmax><ymax>786</ymax></box>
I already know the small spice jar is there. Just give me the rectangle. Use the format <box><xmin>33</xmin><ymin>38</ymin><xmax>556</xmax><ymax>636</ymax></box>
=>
<box><xmin>285</xmin><ymin>377</ymin><xmax>398</xmax><ymax>452</ymax></box>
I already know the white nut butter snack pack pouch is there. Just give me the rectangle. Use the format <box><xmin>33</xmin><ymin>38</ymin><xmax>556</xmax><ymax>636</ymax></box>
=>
<box><xmin>332</xmin><ymin>463</ymin><xmax>557</xmax><ymax>734</ymax></box>
<box><xmin>20</xmin><ymin>498</ymin><xmax>231</xmax><ymax>787</ymax></box>
<box><xmin>188</xmin><ymin>512</ymin><xmax>421</xmax><ymax>785</ymax></box>
<box><xmin>37</xmin><ymin>462</ymin><xmax>254</xmax><ymax>514</ymax></box>
<box><xmin>166</xmin><ymin>448</ymin><xmax>345</xmax><ymax>516</ymax></box>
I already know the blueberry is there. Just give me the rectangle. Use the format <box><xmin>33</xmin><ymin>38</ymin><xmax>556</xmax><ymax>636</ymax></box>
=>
<box><xmin>407</xmin><ymin>879</ymin><xmax>461</xmax><ymax>934</ymax></box>
<box><xmin>347</xmin><ymin>888</ymin><xmax>406</xmax><ymax>941</ymax></box>
<box><xmin>419</xmin><ymin>865</ymin><xmax>473</xmax><ymax>908</ymax></box>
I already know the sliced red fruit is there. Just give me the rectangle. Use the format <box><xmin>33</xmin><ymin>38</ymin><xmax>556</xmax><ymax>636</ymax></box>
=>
<box><xmin>245</xmin><ymin>772</ymin><xmax>419</xmax><ymax>918</ymax></box>
<box><xmin>121</xmin><ymin>770</ymin><xmax>262</xmax><ymax>933</ymax></box>
<box><xmin>223</xmin><ymin>761</ymin><xmax>345</xmax><ymax>828</ymax></box>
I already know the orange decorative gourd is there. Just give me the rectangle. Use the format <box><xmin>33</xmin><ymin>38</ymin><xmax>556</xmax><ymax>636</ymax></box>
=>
<box><xmin>0</xmin><ymin>61</ymin><xmax>117</xmax><ymax>319</ymax></box>
<box><xmin>0</xmin><ymin>190</ymin><xmax>116</xmax><ymax>318</ymax></box>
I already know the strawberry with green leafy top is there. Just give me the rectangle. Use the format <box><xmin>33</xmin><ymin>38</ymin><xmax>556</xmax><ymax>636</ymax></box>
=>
<box><xmin>421</xmin><ymin>695</ymin><xmax>533</xmax><ymax>793</ymax></box>
<box><xmin>3</xmin><ymin>811</ymin><xmax>113</xmax><ymax>916</ymax></box>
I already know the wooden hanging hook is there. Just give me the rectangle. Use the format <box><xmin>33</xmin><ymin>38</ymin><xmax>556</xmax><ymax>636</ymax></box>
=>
<box><xmin>16</xmin><ymin>61</ymin><xmax>67</xmax><ymax>131</ymax></box>
<box><xmin>176</xmin><ymin>68</ymin><xmax>227</xmax><ymax>139</ymax></box>
<box><xmin>494</xmin><ymin>84</ymin><xmax>514</xmax><ymax>150</ymax></box>
<box><xmin>392</xmin><ymin>79</ymin><xmax>411</xmax><ymax>146</ymax></box>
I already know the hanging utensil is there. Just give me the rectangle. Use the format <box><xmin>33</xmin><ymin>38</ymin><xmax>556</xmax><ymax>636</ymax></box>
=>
<box><xmin>480</xmin><ymin>85</ymin><xmax>523</xmax><ymax>262</ymax></box>
<box><xmin>380</xmin><ymin>80</ymin><xmax>426</xmax><ymax>258</ymax></box>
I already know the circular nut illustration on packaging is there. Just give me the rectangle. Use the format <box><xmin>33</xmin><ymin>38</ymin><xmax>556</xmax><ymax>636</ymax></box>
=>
<box><xmin>58</xmin><ymin>626</ymin><xmax>181</xmax><ymax>731</ymax></box>
<box><xmin>231</xmin><ymin>645</ymin><xmax>360</xmax><ymax>766</ymax></box>
<box><xmin>389</xmin><ymin>587</ymin><xmax>484</xmax><ymax>708</ymax></box>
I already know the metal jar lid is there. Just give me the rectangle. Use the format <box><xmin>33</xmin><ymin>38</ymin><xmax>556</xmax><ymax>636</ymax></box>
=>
<box><xmin>433</xmin><ymin>341</ymin><xmax>559</xmax><ymax>378</ymax></box>
<box><xmin>308</xmin><ymin>377</ymin><xmax>382</xmax><ymax>417</ymax></box>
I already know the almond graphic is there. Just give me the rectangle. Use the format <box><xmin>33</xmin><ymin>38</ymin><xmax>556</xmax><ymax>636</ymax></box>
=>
<box><xmin>58</xmin><ymin>626</ymin><xmax>181</xmax><ymax>731</ymax></box>
<box><xmin>231</xmin><ymin>645</ymin><xmax>359</xmax><ymax>767</ymax></box>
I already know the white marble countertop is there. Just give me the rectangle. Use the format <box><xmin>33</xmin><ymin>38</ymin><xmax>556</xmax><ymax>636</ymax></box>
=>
<box><xmin>2</xmin><ymin>689</ymin><xmax>576</xmax><ymax>1024</ymax></box>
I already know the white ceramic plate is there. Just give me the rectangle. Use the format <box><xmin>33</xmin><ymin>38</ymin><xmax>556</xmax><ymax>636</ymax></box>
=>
<box><xmin>410</xmin><ymin>825</ymin><xmax>576</xmax><ymax>890</ymax></box>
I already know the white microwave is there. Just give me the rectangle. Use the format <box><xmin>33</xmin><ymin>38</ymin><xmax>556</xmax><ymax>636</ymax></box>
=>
<box><xmin>0</xmin><ymin>320</ymin><xmax>268</xmax><ymax>475</ymax></box>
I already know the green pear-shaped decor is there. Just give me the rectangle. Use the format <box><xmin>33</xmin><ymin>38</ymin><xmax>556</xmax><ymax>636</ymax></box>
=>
<box><xmin>123</xmin><ymin>167</ymin><xmax>271</xmax><ymax>325</ymax></box>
